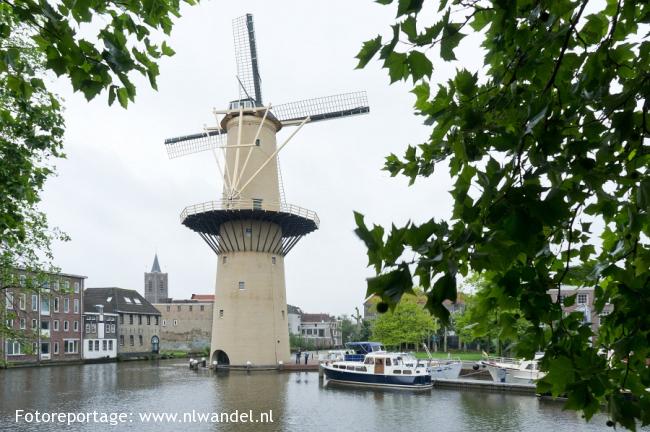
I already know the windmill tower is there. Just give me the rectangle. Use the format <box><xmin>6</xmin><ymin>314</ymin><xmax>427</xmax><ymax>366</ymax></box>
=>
<box><xmin>165</xmin><ymin>14</ymin><xmax>369</xmax><ymax>367</ymax></box>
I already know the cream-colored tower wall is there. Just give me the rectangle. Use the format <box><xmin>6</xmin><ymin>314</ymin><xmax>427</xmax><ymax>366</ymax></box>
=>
<box><xmin>224</xmin><ymin>116</ymin><xmax>280</xmax><ymax>203</ymax></box>
<box><xmin>210</xmin><ymin>114</ymin><xmax>290</xmax><ymax>366</ymax></box>
<box><xmin>210</xmin><ymin>231</ymin><xmax>289</xmax><ymax>365</ymax></box>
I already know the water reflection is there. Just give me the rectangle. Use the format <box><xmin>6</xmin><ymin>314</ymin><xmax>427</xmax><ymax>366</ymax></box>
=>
<box><xmin>0</xmin><ymin>361</ymin><xmax>633</xmax><ymax>432</ymax></box>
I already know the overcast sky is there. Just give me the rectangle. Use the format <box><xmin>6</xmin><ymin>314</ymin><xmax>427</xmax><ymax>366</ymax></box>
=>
<box><xmin>41</xmin><ymin>0</ymin><xmax>484</xmax><ymax>316</ymax></box>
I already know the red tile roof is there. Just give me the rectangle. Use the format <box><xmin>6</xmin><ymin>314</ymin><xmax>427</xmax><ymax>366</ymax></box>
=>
<box><xmin>191</xmin><ymin>294</ymin><xmax>215</xmax><ymax>301</ymax></box>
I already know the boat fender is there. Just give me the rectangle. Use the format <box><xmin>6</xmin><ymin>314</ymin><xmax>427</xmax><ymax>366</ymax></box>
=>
<box><xmin>472</xmin><ymin>364</ymin><xmax>479</xmax><ymax>371</ymax></box>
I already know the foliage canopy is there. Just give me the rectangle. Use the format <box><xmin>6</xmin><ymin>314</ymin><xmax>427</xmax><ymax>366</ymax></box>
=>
<box><xmin>355</xmin><ymin>0</ymin><xmax>649</xmax><ymax>428</ymax></box>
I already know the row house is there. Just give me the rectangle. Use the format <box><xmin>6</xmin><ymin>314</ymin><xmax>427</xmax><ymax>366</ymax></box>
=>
<box><xmin>298</xmin><ymin>313</ymin><xmax>342</xmax><ymax>348</ymax></box>
<box><xmin>2</xmin><ymin>271</ymin><xmax>85</xmax><ymax>365</ymax></box>
<box><xmin>85</xmin><ymin>287</ymin><xmax>161</xmax><ymax>358</ymax></box>
<box><xmin>547</xmin><ymin>286</ymin><xmax>614</xmax><ymax>335</ymax></box>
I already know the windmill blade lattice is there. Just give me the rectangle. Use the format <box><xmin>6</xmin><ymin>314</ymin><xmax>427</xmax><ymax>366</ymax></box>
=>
<box><xmin>233</xmin><ymin>14</ymin><xmax>262</xmax><ymax>104</ymax></box>
<box><xmin>271</xmin><ymin>91</ymin><xmax>369</xmax><ymax>124</ymax></box>
<box><xmin>164</xmin><ymin>130</ymin><xmax>227</xmax><ymax>159</ymax></box>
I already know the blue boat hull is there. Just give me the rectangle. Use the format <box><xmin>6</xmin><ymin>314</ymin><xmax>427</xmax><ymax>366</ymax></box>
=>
<box><xmin>323</xmin><ymin>367</ymin><xmax>432</xmax><ymax>389</ymax></box>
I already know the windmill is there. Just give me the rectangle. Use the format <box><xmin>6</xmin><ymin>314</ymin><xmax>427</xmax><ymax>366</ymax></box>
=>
<box><xmin>165</xmin><ymin>14</ymin><xmax>369</xmax><ymax>367</ymax></box>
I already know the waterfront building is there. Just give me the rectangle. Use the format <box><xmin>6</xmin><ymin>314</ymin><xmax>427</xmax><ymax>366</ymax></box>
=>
<box><xmin>298</xmin><ymin>313</ymin><xmax>342</xmax><ymax>348</ymax></box>
<box><xmin>144</xmin><ymin>254</ymin><xmax>169</xmax><ymax>304</ymax></box>
<box><xmin>154</xmin><ymin>294</ymin><xmax>214</xmax><ymax>352</ymax></box>
<box><xmin>85</xmin><ymin>287</ymin><xmax>161</xmax><ymax>358</ymax></box>
<box><xmin>287</xmin><ymin>304</ymin><xmax>302</xmax><ymax>335</ymax></box>
<box><xmin>1</xmin><ymin>270</ymin><xmax>85</xmax><ymax>365</ymax></box>
<box><xmin>82</xmin><ymin>290</ymin><xmax>119</xmax><ymax>360</ymax></box>
<box><xmin>547</xmin><ymin>286</ymin><xmax>613</xmax><ymax>334</ymax></box>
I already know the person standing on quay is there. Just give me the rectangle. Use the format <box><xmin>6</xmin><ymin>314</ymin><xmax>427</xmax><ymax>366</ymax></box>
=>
<box><xmin>296</xmin><ymin>350</ymin><xmax>301</xmax><ymax>364</ymax></box>
<box><xmin>304</xmin><ymin>352</ymin><xmax>309</xmax><ymax>365</ymax></box>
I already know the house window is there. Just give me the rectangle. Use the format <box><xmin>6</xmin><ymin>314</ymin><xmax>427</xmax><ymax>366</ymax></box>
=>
<box><xmin>103</xmin><ymin>340</ymin><xmax>107</xmax><ymax>351</ymax></box>
<box><xmin>6</xmin><ymin>340</ymin><xmax>22</xmax><ymax>355</ymax></box>
<box><xmin>88</xmin><ymin>340</ymin><xmax>94</xmax><ymax>351</ymax></box>
<box><xmin>129</xmin><ymin>314</ymin><xmax>133</xmax><ymax>324</ymax></box>
<box><xmin>85</xmin><ymin>323</ymin><xmax>90</xmax><ymax>334</ymax></box>
<box><xmin>64</xmin><ymin>340</ymin><xmax>79</xmax><ymax>354</ymax></box>
<box><xmin>155</xmin><ymin>316</ymin><xmax>159</xmax><ymax>325</ymax></box>
<box><xmin>238</xmin><ymin>281</ymin><xmax>245</xmax><ymax>290</ymax></box>
<box><xmin>139</xmin><ymin>335</ymin><xmax>143</xmax><ymax>346</ymax></box>
<box><xmin>577</xmin><ymin>293</ymin><xmax>588</xmax><ymax>304</ymax></box>
<box><xmin>108</xmin><ymin>340</ymin><xmax>113</xmax><ymax>351</ymax></box>
<box><xmin>41</xmin><ymin>297</ymin><xmax>50</xmax><ymax>315</ymax></box>
<box><xmin>111</xmin><ymin>324</ymin><xmax>116</xmax><ymax>333</ymax></box>
<box><xmin>52</xmin><ymin>280</ymin><xmax>59</xmax><ymax>291</ymax></box>
<box><xmin>173</xmin><ymin>319</ymin><xmax>178</xmax><ymax>326</ymax></box>
<box><xmin>73</xmin><ymin>321</ymin><xmax>79</xmax><ymax>332</ymax></box>
<box><xmin>95</xmin><ymin>340</ymin><xmax>99</xmax><ymax>351</ymax></box>
<box><xmin>166</xmin><ymin>306</ymin><xmax>171</xmax><ymax>312</ymax></box>
<box><xmin>31</xmin><ymin>294</ymin><xmax>38</xmax><ymax>311</ymax></box>
<box><xmin>5</xmin><ymin>292</ymin><xmax>13</xmax><ymax>309</ymax></box>
<box><xmin>19</xmin><ymin>294</ymin><xmax>26</xmax><ymax>310</ymax></box>
<box><xmin>53</xmin><ymin>342</ymin><xmax>59</xmax><ymax>354</ymax></box>
<box><xmin>53</xmin><ymin>320</ymin><xmax>59</xmax><ymax>331</ymax></box>
<box><xmin>319</xmin><ymin>329</ymin><xmax>325</xmax><ymax>337</ymax></box>
<box><xmin>53</xmin><ymin>297</ymin><xmax>59</xmax><ymax>312</ymax></box>
<box><xmin>91</xmin><ymin>323</ymin><xmax>96</xmax><ymax>333</ymax></box>
<box><xmin>120</xmin><ymin>314</ymin><xmax>124</xmax><ymax>324</ymax></box>
<box><xmin>162</xmin><ymin>320</ymin><xmax>166</xmax><ymax>327</ymax></box>
<box><xmin>119</xmin><ymin>335</ymin><xmax>124</xmax><ymax>346</ymax></box>
<box><xmin>147</xmin><ymin>315</ymin><xmax>151</xmax><ymax>325</ymax></box>
<box><xmin>189</xmin><ymin>305</ymin><xmax>193</xmax><ymax>312</ymax></box>
<box><xmin>31</xmin><ymin>319</ymin><xmax>37</xmax><ymax>329</ymax></box>
<box><xmin>138</xmin><ymin>315</ymin><xmax>142</xmax><ymax>325</ymax></box>
<box><xmin>200</xmin><ymin>305</ymin><xmax>205</xmax><ymax>312</ymax></box>
<box><xmin>74</xmin><ymin>282</ymin><xmax>80</xmax><ymax>293</ymax></box>
<box><xmin>129</xmin><ymin>335</ymin><xmax>134</xmax><ymax>346</ymax></box>
<box><xmin>73</xmin><ymin>299</ymin><xmax>79</xmax><ymax>313</ymax></box>
<box><xmin>64</xmin><ymin>321</ymin><xmax>69</xmax><ymax>331</ymax></box>
<box><xmin>63</xmin><ymin>298</ymin><xmax>69</xmax><ymax>313</ymax></box>
<box><xmin>19</xmin><ymin>318</ymin><xmax>26</xmax><ymax>329</ymax></box>
<box><xmin>177</xmin><ymin>305</ymin><xmax>181</xmax><ymax>312</ymax></box>
<box><xmin>19</xmin><ymin>275</ymin><xmax>26</xmax><ymax>287</ymax></box>
<box><xmin>219</xmin><ymin>309</ymin><xmax>224</xmax><ymax>318</ymax></box>
<box><xmin>63</xmin><ymin>281</ymin><xmax>70</xmax><ymax>290</ymax></box>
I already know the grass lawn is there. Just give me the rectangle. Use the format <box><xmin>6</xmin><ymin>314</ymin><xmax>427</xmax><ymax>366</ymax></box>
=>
<box><xmin>412</xmin><ymin>352</ymin><xmax>484</xmax><ymax>361</ymax></box>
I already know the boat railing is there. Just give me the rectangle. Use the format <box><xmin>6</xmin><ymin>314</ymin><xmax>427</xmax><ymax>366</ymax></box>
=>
<box><xmin>481</xmin><ymin>355</ymin><xmax>521</xmax><ymax>366</ymax></box>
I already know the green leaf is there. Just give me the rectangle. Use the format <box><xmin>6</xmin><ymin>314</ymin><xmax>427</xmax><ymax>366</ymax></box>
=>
<box><xmin>407</xmin><ymin>50</ymin><xmax>432</xmax><ymax>81</ymax></box>
<box><xmin>440</xmin><ymin>22</ymin><xmax>464</xmax><ymax>61</ymax></box>
<box><xmin>116</xmin><ymin>87</ymin><xmax>129</xmax><ymax>108</ymax></box>
<box><xmin>397</xmin><ymin>0</ymin><xmax>424</xmax><ymax>17</ymax></box>
<box><xmin>355</xmin><ymin>36</ymin><xmax>382</xmax><ymax>69</ymax></box>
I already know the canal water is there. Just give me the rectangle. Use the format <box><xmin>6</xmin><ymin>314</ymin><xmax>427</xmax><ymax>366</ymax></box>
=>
<box><xmin>0</xmin><ymin>360</ymin><xmax>628</xmax><ymax>431</ymax></box>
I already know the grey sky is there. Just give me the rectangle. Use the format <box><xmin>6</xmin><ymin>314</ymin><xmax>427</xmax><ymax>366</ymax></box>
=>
<box><xmin>41</xmin><ymin>0</ymin><xmax>478</xmax><ymax>316</ymax></box>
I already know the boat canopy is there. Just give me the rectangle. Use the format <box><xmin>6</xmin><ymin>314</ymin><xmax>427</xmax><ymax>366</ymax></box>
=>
<box><xmin>345</xmin><ymin>342</ymin><xmax>385</xmax><ymax>354</ymax></box>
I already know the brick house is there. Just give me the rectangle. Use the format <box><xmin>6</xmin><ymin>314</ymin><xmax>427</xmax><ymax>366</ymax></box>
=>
<box><xmin>154</xmin><ymin>294</ymin><xmax>214</xmax><ymax>352</ymax></box>
<box><xmin>85</xmin><ymin>287</ymin><xmax>161</xmax><ymax>358</ymax></box>
<box><xmin>2</xmin><ymin>271</ymin><xmax>85</xmax><ymax>366</ymax></box>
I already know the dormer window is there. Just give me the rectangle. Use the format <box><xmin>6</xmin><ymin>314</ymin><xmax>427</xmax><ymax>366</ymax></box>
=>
<box><xmin>124</xmin><ymin>297</ymin><xmax>132</xmax><ymax>304</ymax></box>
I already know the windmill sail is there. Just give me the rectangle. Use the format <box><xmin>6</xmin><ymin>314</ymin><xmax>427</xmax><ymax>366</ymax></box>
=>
<box><xmin>233</xmin><ymin>14</ymin><xmax>262</xmax><ymax>105</ymax></box>
<box><xmin>164</xmin><ymin>130</ymin><xmax>227</xmax><ymax>159</ymax></box>
<box><xmin>271</xmin><ymin>91</ymin><xmax>369</xmax><ymax>124</ymax></box>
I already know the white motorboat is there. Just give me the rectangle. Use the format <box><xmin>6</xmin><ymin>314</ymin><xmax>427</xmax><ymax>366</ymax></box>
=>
<box><xmin>428</xmin><ymin>358</ymin><xmax>463</xmax><ymax>379</ymax></box>
<box><xmin>322</xmin><ymin>351</ymin><xmax>433</xmax><ymax>390</ymax></box>
<box><xmin>478</xmin><ymin>352</ymin><xmax>545</xmax><ymax>384</ymax></box>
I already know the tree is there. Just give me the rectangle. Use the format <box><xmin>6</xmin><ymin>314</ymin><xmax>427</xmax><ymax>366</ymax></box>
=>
<box><xmin>371</xmin><ymin>295</ymin><xmax>437</xmax><ymax>349</ymax></box>
<box><xmin>1</xmin><ymin>1</ymin><xmax>194</xmax><ymax>343</ymax></box>
<box><xmin>354</xmin><ymin>0</ymin><xmax>648</xmax><ymax>429</ymax></box>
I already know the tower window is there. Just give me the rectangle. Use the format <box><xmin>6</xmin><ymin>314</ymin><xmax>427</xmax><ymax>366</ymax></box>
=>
<box><xmin>238</xmin><ymin>281</ymin><xmax>245</xmax><ymax>290</ymax></box>
<box><xmin>219</xmin><ymin>309</ymin><xmax>224</xmax><ymax>318</ymax></box>
<box><xmin>252</xmin><ymin>198</ymin><xmax>263</xmax><ymax>210</ymax></box>
<box><xmin>255</xmin><ymin>139</ymin><xmax>260</xmax><ymax>146</ymax></box>
<box><xmin>272</xmin><ymin>256</ymin><xmax>276</xmax><ymax>265</ymax></box>
<box><xmin>222</xmin><ymin>256</ymin><xmax>227</xmax><ymax>264</ymax></box>
<box><xmin>245</xmin><ymin>228</ymin><xmax>252</xmax><ymax>237</ymax></box>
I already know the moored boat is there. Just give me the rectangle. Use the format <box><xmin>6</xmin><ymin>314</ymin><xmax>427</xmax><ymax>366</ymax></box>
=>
<box><xmin>322</xmin><ymin>351</ymin><xmax>433</xmax><ymax>390</ymax></box>
<box><xmin>478</xmin><ymin>352</ymin><xmax>545</xmax><ymax>384</ymax></box>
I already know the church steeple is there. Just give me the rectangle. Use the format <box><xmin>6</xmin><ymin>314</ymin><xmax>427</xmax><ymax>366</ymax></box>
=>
<box><xmin>151</xmin><ymin>254</ymin><xmax>161</xmax><ymax>273</ymax></box>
